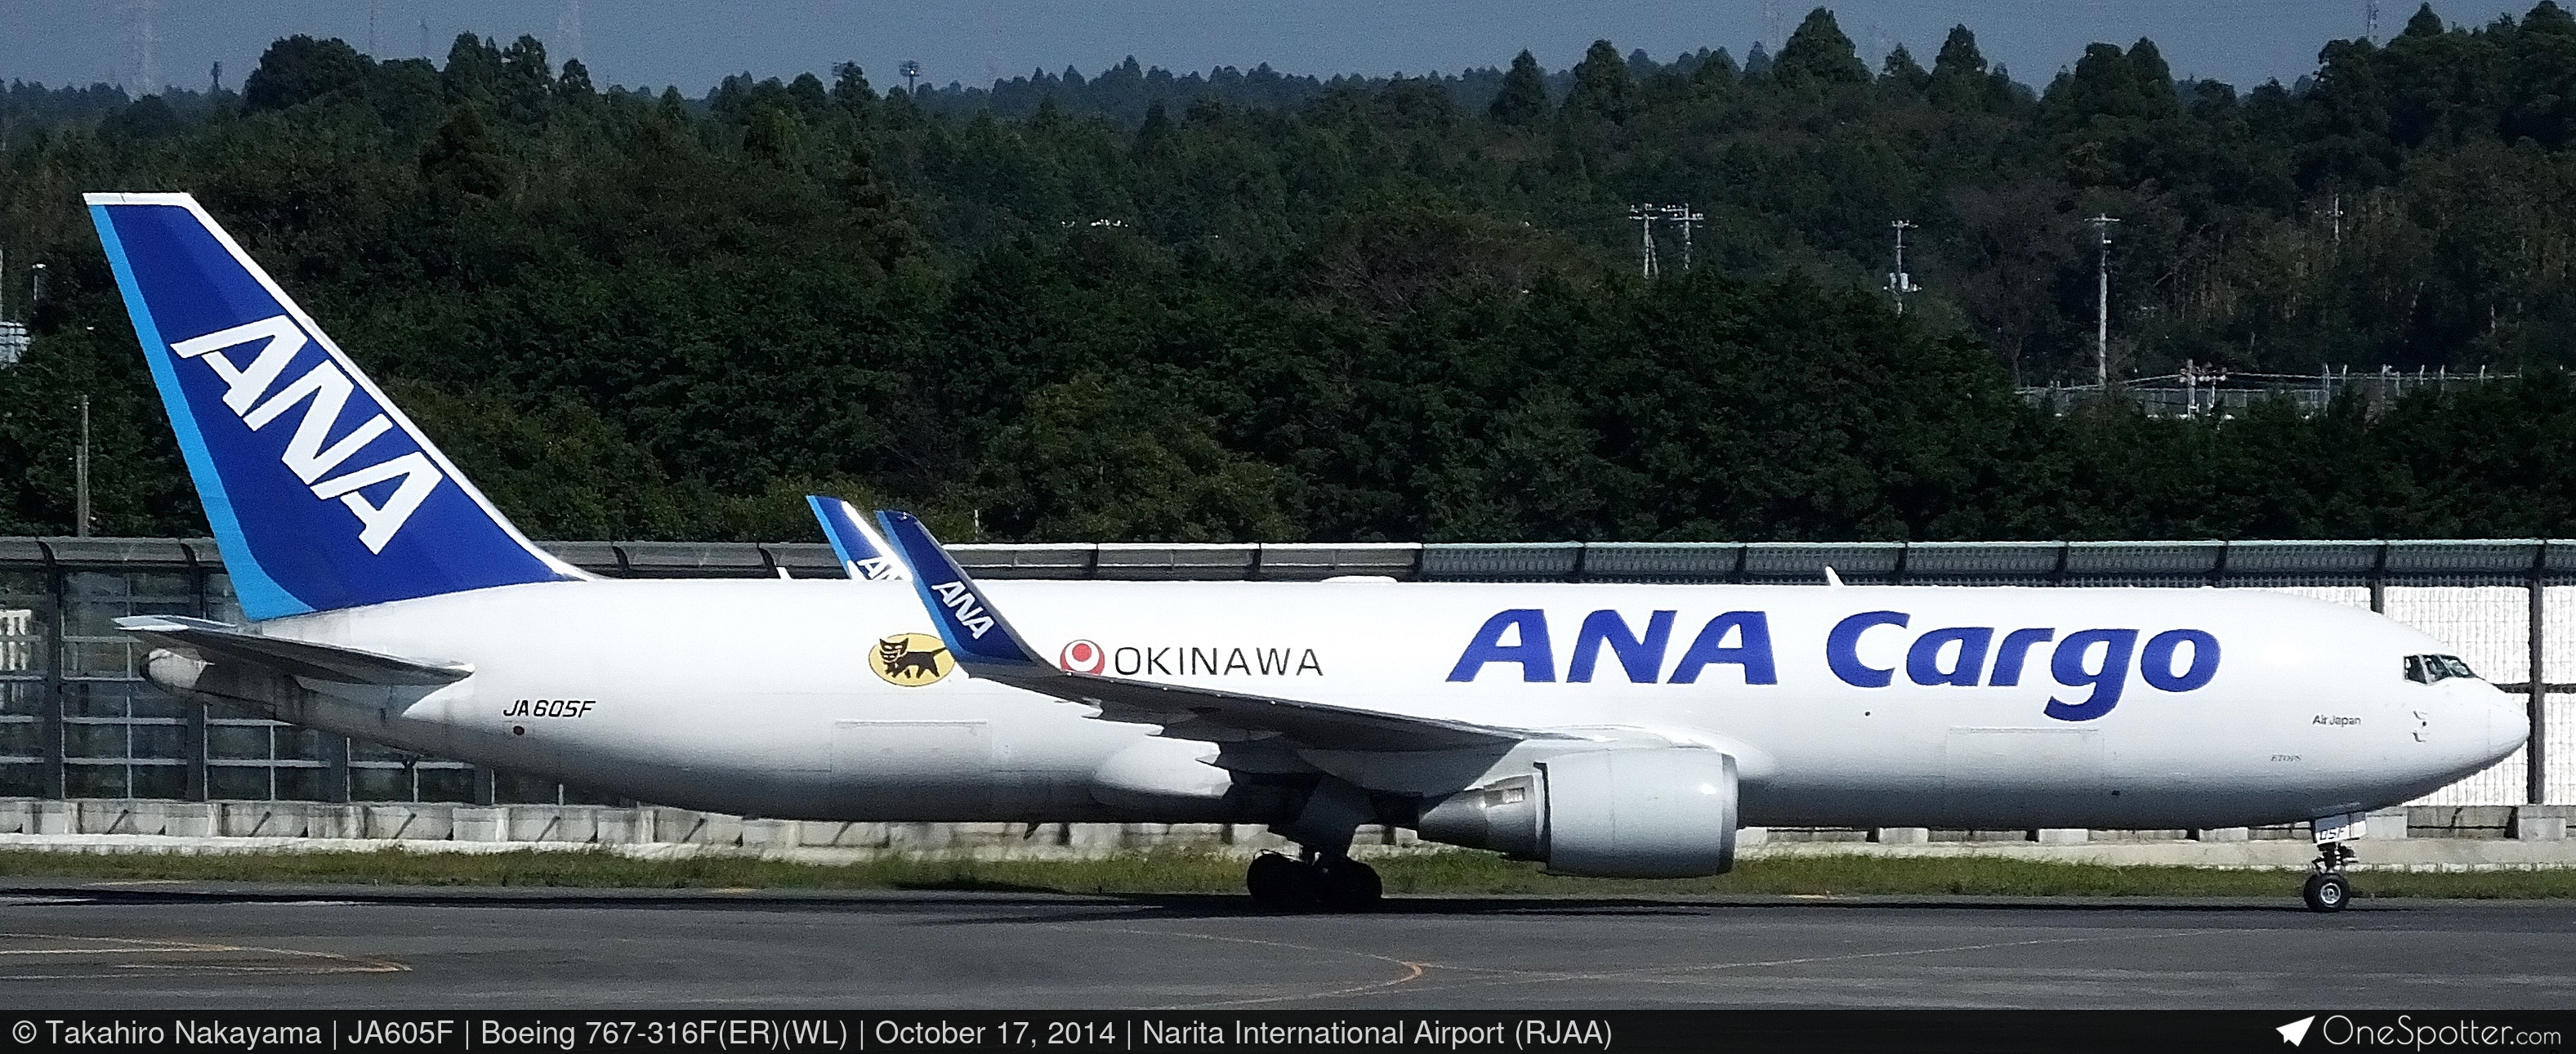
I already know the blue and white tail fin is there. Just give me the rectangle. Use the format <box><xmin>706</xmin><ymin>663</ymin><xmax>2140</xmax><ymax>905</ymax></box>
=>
<box><xmin>804</xmin><ymin>495</ymin><xmax>908</xmax><ymax>581</ymax></box>
<box><xmin>88</xmin><ymin>193</ymin><xmax>582</xmax><ymax>620</ymax></box>
<box><xmin>873</xmin><ymin>510</ymin><xmax>1044</xmax><ymax>673</ymax></box>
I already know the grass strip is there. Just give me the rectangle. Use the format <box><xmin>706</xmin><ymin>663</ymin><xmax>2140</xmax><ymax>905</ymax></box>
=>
<box><xmin>7</xmin><ymin>847</ymin><xmax>2576</xmax><ymax>900</ymax></box>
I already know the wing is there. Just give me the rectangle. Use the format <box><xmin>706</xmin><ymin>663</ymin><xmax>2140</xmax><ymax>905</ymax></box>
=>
<box><xmin>115</xmin><ymin>614</ymin><xmax>472</xmax><ymax>686</ymax></box>
<box><xmin>872</xmin><ymin>510</ymin><xmax>1567</xmax><ymax>753</ymax></box>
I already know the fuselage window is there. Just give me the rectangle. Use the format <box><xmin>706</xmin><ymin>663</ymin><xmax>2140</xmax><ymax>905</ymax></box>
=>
<box><xmin>2405</xmin><ymin>654</ymin><xmax>2479</xmax><ymax>684</ymax></box>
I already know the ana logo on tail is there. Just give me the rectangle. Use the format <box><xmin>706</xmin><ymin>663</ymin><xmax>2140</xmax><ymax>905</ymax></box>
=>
<box><xmin>172</xmin><ymin>315</ymin><xmax>443</xmax><ymax>552</ymax></box>
<box><xmin>929</xmin><ymin>580</ymin><xmax>998</xmax><ymax>638</ymax></box>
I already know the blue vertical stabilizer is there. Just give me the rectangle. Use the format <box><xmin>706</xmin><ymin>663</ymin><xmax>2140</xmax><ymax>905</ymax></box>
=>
<box><xmin>88</xmin><ymin>193</ymin><xmax>581</xmax><ymax>619</ymax></box>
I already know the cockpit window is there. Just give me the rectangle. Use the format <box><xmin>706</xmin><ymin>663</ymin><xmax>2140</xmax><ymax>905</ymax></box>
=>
<box><xmin>2404</xmin><ymin>654</ymin><xmax>2479</xmax><ymax>684</ymax></box>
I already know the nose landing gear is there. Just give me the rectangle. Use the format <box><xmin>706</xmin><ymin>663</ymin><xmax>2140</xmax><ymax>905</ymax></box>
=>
<box><xmin>2303</xmin><ymin>840</ymin><xmax>2357</xmax><ymax>913</ymax></box>
<box><xmin>1244</xmin><ymin>851</ymin><xmax>1382</xmax><ymax>913</ymax></box>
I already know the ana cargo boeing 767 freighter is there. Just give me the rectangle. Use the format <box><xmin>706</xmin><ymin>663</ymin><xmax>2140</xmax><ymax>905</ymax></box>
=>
<box><xmin>90</xmin><ymin>193</ymin><xmax>2525</xmax><ymax>913</ymax></box>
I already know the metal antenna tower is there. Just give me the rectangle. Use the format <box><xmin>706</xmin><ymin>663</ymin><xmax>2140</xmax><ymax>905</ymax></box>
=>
<box><xmin>2367</xmin><ymin>0</ymin><xmax>2382</xmax><ymax>42</ymax></box>
<box><xmin>1659</xmin><ymin>203</ymin><xmax>1703</xmax><ymax>271</ymax></box>
<box><xmin>556</xmin><ymin>0</ymin><xmax>585</xmax><ymax>65</ymax></box>
<box><xmin>2088</xmin><ymin>214</ymin><xmax>2121</xmax><ymax>389</ymax></box>
<box><xmin>128</xmin><ymin>0</ymin><xmax>158</xmax><ymax>96</ymax></box>
<box><xmin>1627</xmin><ymin>204</ymin><xmax>1661</xmax><ymax>278</ymax></box>
<box><xmin>1886</xmin><ymin>220</ymin><xmax>1920</xmax><ymax>314</ymax></box>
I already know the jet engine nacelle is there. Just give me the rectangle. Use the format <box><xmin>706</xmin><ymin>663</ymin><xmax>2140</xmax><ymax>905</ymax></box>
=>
<box><xmin>1415</xmin><ymin>748</ymin><xmax>1738</xmax><ymax>878</ymax></box>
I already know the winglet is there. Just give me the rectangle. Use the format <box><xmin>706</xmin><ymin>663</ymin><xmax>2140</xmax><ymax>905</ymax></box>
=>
<box><xmin>873</xmin><ymin>510</ymin><xmax>1047</xmax><ymax>672</ymax></box>
<box><xmin>805</xmin><ymin>495</ymin><xmax>907</xmax><ymax>581</ymax></box>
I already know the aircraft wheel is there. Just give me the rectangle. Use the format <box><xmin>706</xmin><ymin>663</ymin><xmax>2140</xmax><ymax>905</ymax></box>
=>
<box><xmin>1319</xmin><ymin>858</ymin><xmax>1383</xmax><ymax>913</ymax></box>
<box><xmin>2302</xmin><ymin>871</ymin><xmax>2350</xmax><ymax>913</ymax></box>
<box><xmin>1247</xmin><ymin>852</ymin><xmax>1320</xmax><ymax>913</ymax></box>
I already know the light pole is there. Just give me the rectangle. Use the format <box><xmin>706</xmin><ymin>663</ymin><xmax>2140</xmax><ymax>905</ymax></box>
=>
<box><xmin>76</xmin><ymin>394</ymin><xmax>90</xmax><ymax>538</ymax></box>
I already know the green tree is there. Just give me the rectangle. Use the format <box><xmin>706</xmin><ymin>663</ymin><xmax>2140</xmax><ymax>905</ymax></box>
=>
<box><xmin>241</xmin><ymin>34</ymin><xmax>371</xmax><ymax>110</ymax></box>
<box><xmin>1489</xmin><ymin>50</ymin><xmax>1549</xmax><ymax>123</ymax></box>
<box><xmin>419</xmin><ymin>103</ymin><xmax>507</xmax><ymax>199</ymax></box>
<box><xmin>1773</xmin><ymin>8</ymin><xmax>1870</xmax><ymax>87</ymax></box>
<box><xmin>1563</xmin><ymin>40</ymin><xmax>1633</xmax><ymax>120</ymax></box>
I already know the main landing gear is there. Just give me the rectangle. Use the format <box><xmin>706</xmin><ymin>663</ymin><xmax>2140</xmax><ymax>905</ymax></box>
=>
<box><xmin>1246</xmin><ymin>851</ymin><xmax>1382</xmax><ymax>913</ymax></box>
<box><xmin>2303</xmin><ymin>840</ymin><xmax>2357</xmax><ymax>913</ymax></box>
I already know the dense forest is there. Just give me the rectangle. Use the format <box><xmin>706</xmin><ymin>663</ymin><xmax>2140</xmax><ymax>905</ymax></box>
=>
<box><xmin>7</xmin><ymin>6</ymin><xmax>2576</xmax><ymax>544</ymax></box>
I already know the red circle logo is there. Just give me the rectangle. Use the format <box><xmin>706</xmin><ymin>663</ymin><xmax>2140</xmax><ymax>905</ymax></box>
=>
<box><xmin>1059</xmin><ymin>640</ymin><xmax>1105</xmax><ymax>673</ymax></box>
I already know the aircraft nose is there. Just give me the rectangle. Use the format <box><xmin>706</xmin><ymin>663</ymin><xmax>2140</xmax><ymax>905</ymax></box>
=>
<box><xmin>2490</xmin><ymin>693</ymin><xmax>2533</xmax><ymax>763</ymax></box>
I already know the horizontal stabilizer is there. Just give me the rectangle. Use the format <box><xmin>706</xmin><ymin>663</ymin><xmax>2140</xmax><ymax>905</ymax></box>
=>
<box><xmin>116</xmin><ymin>614</ymin><xmax>472</xmax><ymax>686</ymax></box>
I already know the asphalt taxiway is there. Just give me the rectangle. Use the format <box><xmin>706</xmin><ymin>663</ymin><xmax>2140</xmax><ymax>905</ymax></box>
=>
<box><xmin>1</xmin><ymin>883</ymin><xmax>2571</xmax><ymax>1007</ymax></box>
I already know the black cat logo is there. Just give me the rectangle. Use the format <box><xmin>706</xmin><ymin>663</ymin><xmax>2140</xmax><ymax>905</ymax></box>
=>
<box><xmin>870</xmin><ymin>632</ymin><xmax>954</xmax><ymax>686</ymax></box>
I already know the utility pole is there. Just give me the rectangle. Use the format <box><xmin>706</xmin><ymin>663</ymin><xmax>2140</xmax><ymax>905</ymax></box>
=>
<box><xmin>2327</xmin><ymin>194</ymin><xmax>2346</xmax><ymax>244</ymax></box>
<box><xmin>2088</xmin><ymin>214</ymin><xmax>2120</xmax><ymax>389</ymax></box>
<box><xmin>1885</xmin><ymin>219</ymin><xmax>1919</xmax><ymax>315</ymax></box>
<box><xmin>1660</xmin><ymin>203</ymin><xmax>1703</xmax><ymax>271</ymax></box>
<box><xmin>1627</xmin><ymin>204</ymin><xmax>1661</xmax><ymax>278</ymax></box>
<box><xmin>76</xmin><ymin>395</ymin><xmax>90</xmax><ymax>538</ymax></box>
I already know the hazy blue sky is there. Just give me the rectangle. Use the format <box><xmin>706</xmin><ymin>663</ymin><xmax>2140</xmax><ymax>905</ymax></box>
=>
<box><xmin>0</xmin><ymin>1</ymin><xmax>2460</xmax><ymax>98</ymax></box>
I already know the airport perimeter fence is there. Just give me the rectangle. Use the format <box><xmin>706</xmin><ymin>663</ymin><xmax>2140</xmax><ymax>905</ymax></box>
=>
<box><xmin>0</xmin><ymin>536</ymin><xmax>2569</xmax><ymax>812</ymax></box>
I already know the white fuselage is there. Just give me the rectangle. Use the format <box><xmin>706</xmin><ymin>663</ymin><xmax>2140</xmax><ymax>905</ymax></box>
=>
<box><xmin>176</xmin><ymin>578</ymin><xmax>2528</xmax><ymax>830</ymax></box>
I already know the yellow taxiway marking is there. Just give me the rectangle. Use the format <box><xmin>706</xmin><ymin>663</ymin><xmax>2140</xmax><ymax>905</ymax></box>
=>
<box><xmin>1080</xmin><ymin>927</ymin><xmax>1430</xmax><ymax>1008</ymax></box>
<box><xmin>0</xmin><ymin>933</ymin><xmax>407</xmax><ymax>980</ymax></box>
